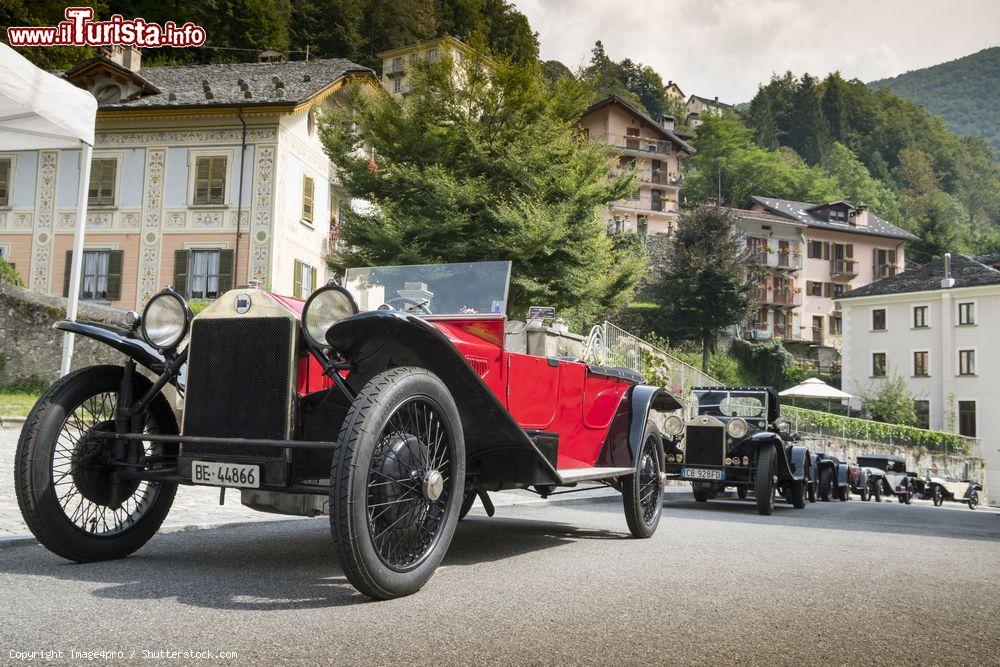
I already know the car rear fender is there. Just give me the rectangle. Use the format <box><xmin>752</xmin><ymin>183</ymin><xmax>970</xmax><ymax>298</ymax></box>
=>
<box><xmin>836</xmin><ymin>463</ymin><xmax>849</xmax><ymax>487</ymax></box>
<box><xmin>52</xmin><ymin>320</ymin><xmax>168</xmax><ymax>377</ymax></box>
<box><xmin>326</xmin><ymin>310</ymin><xmax>560</xmax><ymax>487</ymax></box>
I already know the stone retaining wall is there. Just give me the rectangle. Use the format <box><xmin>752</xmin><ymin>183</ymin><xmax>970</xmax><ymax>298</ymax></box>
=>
<box><xmin>0</xmin><ymin>283</ymin><xmax>130</xmax><ymax>386</ymax></box>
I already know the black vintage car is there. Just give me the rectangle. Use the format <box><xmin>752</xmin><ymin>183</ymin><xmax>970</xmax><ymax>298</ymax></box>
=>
<box><xmin>857</xmin><ymin>454</ymin><xmax>914</xmax><ymax>503</ymax></box>
<box><xmin>815</xmin><ymin>453</ymin><xmax>851</xmax><ymax>502</ymax></box>
<box><xmin>663</xmin><ymin>387</ymin><xmax>812</xmax><ymax>515</ymax></box>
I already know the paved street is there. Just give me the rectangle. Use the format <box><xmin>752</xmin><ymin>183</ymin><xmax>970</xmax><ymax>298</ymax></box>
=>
<box><xmin>1</xmin><ymin>489</ymin><xmax>998</xmax><ymax>665</ymax></box>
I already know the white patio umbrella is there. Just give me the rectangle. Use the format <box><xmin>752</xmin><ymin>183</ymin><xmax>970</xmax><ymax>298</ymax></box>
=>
<box><xmin>0</xmin><ymin>43</ymin><xmax>98</xmax><ymax>376</ymax></box>
<box><xmin>779</xmin><ymin>377</ymin><xmax>853</xmax><ymax>413</ymax></box>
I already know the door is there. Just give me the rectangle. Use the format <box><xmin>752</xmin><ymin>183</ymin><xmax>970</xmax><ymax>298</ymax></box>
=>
<box><xmin>507</xmin><ymin>354</ymin><xmax>560</xmax><ymax>429</ymax></box>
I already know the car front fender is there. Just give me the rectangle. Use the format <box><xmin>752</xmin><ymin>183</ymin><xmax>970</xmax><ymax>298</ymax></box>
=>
<box><xmin>53</xmin><ymin>320</ymin><xmax>168</xmax><ymax>376</ymax></box>
<box><xmin>836</xmin><ymin>463</ymin><xmax>849</xmax><ymax>487</ymax></box>
<box><xmin>745</xmin><ymin>432</ymin><xmax>804</xmax><ymax>480</ymax></box>
<box><xmin>628</xmin><ymin>385</ymin><xmax>683</xmax><ymax>464</ymax></box>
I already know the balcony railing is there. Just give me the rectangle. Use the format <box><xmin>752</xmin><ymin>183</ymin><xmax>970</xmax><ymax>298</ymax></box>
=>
<box><xmin>751</xmin><ymin>250</ymin><xmax>802</xmax><ymax>270</ymax></box>
<box><xmin>613</xmin><ymin>196</ymin><xmax>679</xmax><ymax>214</ymax></box>
<box><xmin>638</xmin><ymin>170</ymin><xmax>683</xmax><ymax>186</ymax></box>
<box><xmin>874</xmin><ymin>264</ymin><xmax>898</xmax><ymax>279</ymax></box>
<box><xmin>830</xmin><ymin>259</ymin><xmax>858</xmax><ymax>279</ymax></box>
<box><xmin>601</xmin><ymin>133</ymin><xmax>673</xmax><ymax>157</ymax></box>
<box><xmin>386</xmin><ymin>63</ymin><xmax>405</xmax><ymax>77</ymax></box>
<box><xmin>754</xmin><ymin>287</ymin><xmax>799</xmax><ymax>307</ymax></box>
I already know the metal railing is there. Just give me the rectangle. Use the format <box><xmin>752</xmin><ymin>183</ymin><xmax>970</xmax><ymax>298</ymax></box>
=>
<box><xmin>601</xmin><ymin>133</ymin><xmax>673</xmax><ymax>156</ymax></box>
<box><xmin>751</xmin><ymin>250</ymin><xmax>802</xmax><ymax>270</ymax></box>
<box><xmin>830</xmin><ymin>259</ymin><xmax>858</xmax><ymax>278</ymax></box>
<box><xmin>613</xmin><ymin>195</ymin><xmax>678</xmax><ymax>214</ymax></box>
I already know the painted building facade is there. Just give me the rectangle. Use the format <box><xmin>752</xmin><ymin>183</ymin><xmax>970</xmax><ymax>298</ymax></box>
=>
<box><xmin>837</xmin><ymin>253</ymin><xmax>1000</xmax><ymax>505</ymax></box>
<box><xmin>0</xmin><ymin>48</ymin><xmax>376</xmax><ymax>310</ymax></box>
<box><xmin>579</xmin><ymin>95</ymin><xmax>695</xmax><ymax>236</ymax></box>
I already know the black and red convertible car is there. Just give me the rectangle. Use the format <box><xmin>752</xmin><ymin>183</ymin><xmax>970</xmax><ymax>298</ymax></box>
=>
<box><xmin>14</xmin><ymin>261</ymin><xmax>682</xmax><ymax>599</ymax></box>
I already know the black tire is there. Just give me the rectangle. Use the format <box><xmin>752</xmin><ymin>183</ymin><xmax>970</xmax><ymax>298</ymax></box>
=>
<box><xmin>819</xmin><ymin>467</ymin><xmax>832</xmax><ymax>501</ymax></box>
<box><xmin>932</xmin><ymin>486</ymin><xmax>943</xmax><ymax>507</ymax></box>
<box><xmin>693</xmin><ymin>489</ymin><xmax>710</xmax><ymax>502</ymax></box>
<box><xmin>458</xmin><ymin>490</ymin><xmax>476</xmax><ymax>520</ymax></box>
<box><xmin>15</xmin><ymin>365</ymin><xmax>178</xmax><ymax>562</ymax></box>
<box><xmin>838</xmin><ymin>485</ymin><xmax>850</xmax><ymax>501</ymax></box>
<box><xmin>622</xmin><ymin>421</ymin><xmax>663</xmax><ymax>538</ymax></box>
<box><xmin>968</xmin><ymin>491</ymin><xmax>978</xmax><ymax>510</ymax></box>
<box><xmin>754</xmin><ymin>446</ymin><xmax>776</xmax><ymax>516</ymax></box>
<box><xmin>807</xmin><ymin>477</ymin><xmax>817</xmax><ymax>503</ymax></box>
<box><xmin>860</xmin><ymin>484</ymin><xmax>870</xmax><ymax>502</ymax></box>
<box><xmin>737</xmin><ymin>486</ymin><xmax>748</xmax><ymax>500</ymax></box>
<box><xmin>872</xmin><ymin>480</ymin><xmax>882</xmax><ymax>503</ymax></box>
<box><xmin>330</xmin><ymin>367</ymin><xmax>465</xmax><ymax>600</ymax></box>
<box><xmin>787</xmin><ymin>478</ymin><xmax>807</xmax><ymax>509</ymax></box>
<box><xmin>903</xmin><ymin>490</ymin><xmax>912</xmax><ymax>505</ymax></box>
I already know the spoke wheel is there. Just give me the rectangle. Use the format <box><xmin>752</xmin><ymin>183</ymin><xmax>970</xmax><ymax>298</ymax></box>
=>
<box><xmin>332</xmin><ymin>367</ymin><xmax>465</xmax><ymax>600</ymax></box>
<box><xmin>15</xmin><ymin>365</ymin><xmax>178</xmax><ymax>562</ymax></box>
<box><xmin>623</xmin><ymin>421</ymin><xmax>663</xmax><ymax>538</ymax></box>
<box><xmin>754</xmin><ymin>445</ymin><xmax>776</xmax><ymax>516</ymax></box>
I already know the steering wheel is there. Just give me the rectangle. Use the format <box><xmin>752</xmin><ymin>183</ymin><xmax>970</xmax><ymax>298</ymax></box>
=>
<box><xmin>379</xmin><ymin>296</ymin><xmax>432</xmax><ymax>315</ymax></box>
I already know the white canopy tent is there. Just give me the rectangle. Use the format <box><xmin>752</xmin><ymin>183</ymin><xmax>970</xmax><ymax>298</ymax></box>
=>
<box><xmin>779</xmin><ymin>377</ymin><xmax>853</xmax><ymax>413</ymax></box>
<box><xmin>0</xmin><ymin>43</ymin><xmax>98</xmax><ymax>376</ymax></box>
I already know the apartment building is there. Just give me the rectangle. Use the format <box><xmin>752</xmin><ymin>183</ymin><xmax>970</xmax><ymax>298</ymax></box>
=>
<box><xmin>685</xmin><ymin>94</ymin><xmax>734</xmax><ymax>127</ymax></box>
<box><xmin>837</xmin><ymin>253</ymin><xmax>999</xmax><ymax>505</ymax></box>
<box><xmin>733</xmin><ymin>196</ymin><xmax>918</xmax><ymax>349</ymax></box>
<box><xmin>0</xmin><ymin>47</ymin><xmax>376</xmax><ymax>309</ymax></box>
<box><xmin>377</xmin><ymin>35</ymin><xmax>477</xmax><ymax>97</ymax></box>
<box><xmin>579</xmin><ymin>95</ymin><xmax>695</xmax><ymax>236</ymax></box>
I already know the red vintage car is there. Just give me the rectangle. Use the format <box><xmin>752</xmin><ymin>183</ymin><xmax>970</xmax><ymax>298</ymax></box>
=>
<box><xmin>15</xmin><ymin>261</ymin><xmax>681</xmax><ymax>599</ymax></box>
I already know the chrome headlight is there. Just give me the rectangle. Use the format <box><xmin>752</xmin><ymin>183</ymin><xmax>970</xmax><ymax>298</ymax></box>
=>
<box><xmin>302</xmin><ymin>282</ymin><xmax>359</xmax><ymax>349</ymax></box>
<box><xmin>141</xmin><ymin>289</ymin><xmax>190</xmax><ymax>351</ymax></box>
<box><xmin>726</xmin><ymin>418</ymin><xmax>749</xmax><ymax>439</ymax></box>
<box><xmin>664</xmin><ymin>415</ymin><xmax>684</xmax><ymax>437</ymax></box>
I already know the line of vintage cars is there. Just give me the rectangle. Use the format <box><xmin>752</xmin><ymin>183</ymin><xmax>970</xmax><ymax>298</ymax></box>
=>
<box><xmin>12</xmin><ymin>260</ymin><xmax>985</xmax><ymax>601</ymax></box>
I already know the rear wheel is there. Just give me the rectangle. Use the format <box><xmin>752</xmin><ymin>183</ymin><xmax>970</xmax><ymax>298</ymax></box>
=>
<box><xmin>15</xmin><ymin>365</ymin><xmax>177</xmax><ymax>562</ymax></box>
<box><xmin>838</xmin><ymin>485</ymin><xmax>850</xmax><ymax>501</ymax></box>
<box><xmin>622</xmin><ymin>421</ymin><xmax>663</xmax><ymax>538</ymax></box>
<box><xmin>968</xmin><ymin>491</ymin><xmax>978</xmax><ymax>510</ymax></box>
<box><xmin>331</xmin><ymin>367</ymin><xmax>465</xmax><ymax>600</ymax></box>
<box><xmin>932</xmin><ymin>486</ymin><xmax>943</xmax><ymax>507</ymax></box>
<box><xmin>754</xmin><ymin>446</ymin><xmax>776</xmax><ymax>516</ymax></box>
<box><xmin>903</xmin><ymin>490</ymin><xmax>912</xmax><ymax>505</ymax></box>
<box><xmin>819</xmin><ymin>468</ymin><xmax>832</xmax><ymax>501</ymax></box>
<box><xmin>787</xmin><ymin>478</ymin><xmax>807</xmax><ymax>509</ymax></box>
<box><xmin>737</xmin><ymin>486</ymin><xmax>748</xmax><ymax>500</ymax></box>
<box><xmin>860</xmin><ymin>484</ymin><xmax>870</xmax><ymax>502</ymax></box>
<box><xmin>872</xmin><ymin>480</ymin><xmax>882</xmax><ymax>502</ymax></box>
<box><xmin>807</xmin><ymin>477</ymin><xmax>817</xmax><ymax>503</ymax></box>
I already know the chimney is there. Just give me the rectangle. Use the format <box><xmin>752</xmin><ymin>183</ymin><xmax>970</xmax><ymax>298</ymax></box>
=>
<box><xmin>659</xmin><ymin>114</ymin><xmax>675</xmax><ymax>131</ymax></box>
<box><xmin>941</xmin><ymin>253</ymin><xmax>955</xmax><ymax>289</ymax></box>
<box><xmin>714</xmin><ymin>96</ymin><xmax>718</xmax><ymax>104</ymax></box>
<box><xmin>121</xmin><ymin>46</ymin><xmax>142</xmax><ymax>73</ymax></box>
<box><xmin>853</xmin><ymin>204</ymin><xmax>869</xmax><ymax>228</ymax></box>
<box><xmin>258</xmin><ymin>49</ymin><xmax>286</xmax><ymax>63</ymax></box>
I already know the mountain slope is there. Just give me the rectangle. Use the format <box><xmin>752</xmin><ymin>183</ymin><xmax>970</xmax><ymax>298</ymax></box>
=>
<box><xmin>870</xmin><ymin>47</ymin><xmax>1000</xmax><ymax>155</ymax></box>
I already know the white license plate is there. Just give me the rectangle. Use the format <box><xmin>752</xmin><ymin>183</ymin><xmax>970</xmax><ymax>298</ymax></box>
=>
<box><xmin>192</xmin><ymin>461</ymin><xmax>260</xmax><ymax>489</ymax></box>
<box><xmin>683</xmin><ymin>467</ymin><xmax>723</xmax><ymax>480</ymax></box>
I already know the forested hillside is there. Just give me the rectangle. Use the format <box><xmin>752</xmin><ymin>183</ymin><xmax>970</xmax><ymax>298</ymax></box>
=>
<box><xmin>871</xmin><ymin>47</ymin><xmax>1000</xmax><ymax>156</ymax></box>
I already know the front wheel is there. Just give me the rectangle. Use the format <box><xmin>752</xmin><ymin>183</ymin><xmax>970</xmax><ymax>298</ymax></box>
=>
<box><xmin>737</xmin><ymin>486</ymin><xmax>748</xmax><ymax>500</ymax></box>
<box><xmin>819</xmin><ymin>468</ymin><xmax>832</xmax><ymax>501</ymax></box>
<box><xmin>932</xmin><ymin>486</ymin><xmax>943</xmax><ymax>507</ymax></box>
<box><xmin>15</xmin><ymin>365</ymin><xmax>178</xmax><ymax>562</ymax></box>
<box><xmin>622</xmin><ymin>421</ymin><xmax>663</xmax><ymax>538</ymax></box>
<box><xmin>787</xmin><ymin>478</ymin><xmax>807</xmax><ymax>509</ymax></box>
<box><xmin>968</xmin><ymin>491</ymin><xmax>978</xmax><ymax>510</ymax></box>
<box><xmin>330</xmin><ymin>367</ymin><xmax>465</xmax><ymax>600</ymax></box>
<box><xmin>754</xmin><ymin>446</ymin><xmax>776</xmax><ymax>516</ymax></box>
<box><xmin>872</xmin><ymin>480</ymin><xmax>882</xmax><ymax>503</ymax></box>
<box><xmin>838</xmin><ymin>485</ymin><xmax>850</xmax><ymax>501</ymax></box>
<box><xmin>860</xmin><ymin>485</ymin><xmax>870</xmax><ymax>502</ymax></box>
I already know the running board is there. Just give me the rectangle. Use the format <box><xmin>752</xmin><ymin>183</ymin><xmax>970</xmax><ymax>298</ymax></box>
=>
<box><xmin>557</xmin><ymin>466</ymin><xmax>634</xmax><ymax>484</ymax></box>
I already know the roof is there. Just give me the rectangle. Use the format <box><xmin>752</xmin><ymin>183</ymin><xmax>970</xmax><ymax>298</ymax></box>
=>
<box><xmin>722</xmin><ymin>206</ymin><xmax>807</xmax><ymax>227</ymax></box>
<box><xmin>581</xmin><ymin>94</ymin><xmax>695</xmax><ymax>154</ymax></box>
<box><xmin>748</xmin><ymin>195</ymin><xmax>918</xmax><ymax>241</ymax></box>
<box><xmin>376</xmin><ymin>35</ymin><xmax>473</xmax><ymax>59</ymax></box>
<box><xmin>688</xmin><ymin>94</ymin><xmax>734</xmax><ymax>109</ymax></box>
<box><xmin>840</xmin><ymin>253</ymin><xmax>1000</xmax><ymax>299</ymax></box>
<box><xmin>70</xmin><ymin>58</ymin><xmax>373</xmax><ymax>110</ymax></box>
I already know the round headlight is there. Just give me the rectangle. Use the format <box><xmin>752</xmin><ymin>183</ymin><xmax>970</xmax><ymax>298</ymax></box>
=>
<box><xmin>664</xmin><ymin>415</ymin><xmax>684</xmax><ymax>436</ymax></box>
<box><xmin>141</xmin><ymin>289</ymin><xmax>190</xmax><ymax>350</ymax></box>
<box><xmin>726</xmin><ymin>418</ymin><xmax>749</xmax><ymax>439</ymax></box>
<box><xmin>302</xmin><ymin>282</ymin><xmax>359</xmax><ymax>349</ymax></box>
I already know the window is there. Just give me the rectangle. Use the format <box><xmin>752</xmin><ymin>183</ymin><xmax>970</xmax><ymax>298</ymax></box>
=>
<box><xmin>831</xmin><ymin>283</ymin><xmax>845</xmax><ymax>298</ymax></box>
<box><xmin>62</xmin><ymin>249</ymin><xmax>123</xmax><ymax>301</ymax></box>
<box><xmin>913</xmin><ymin>351</ymin><xmax>929</xmax><ymax>377</ymax></box>
<box><xmin>872</xmin><ymin>308</ymin><xmax>886</xmax><ymax>331</ymax></box>
<box><xmin>427</xmin><ymin>47</ymin><xmax>439</xmax><ymax>61</ymax></box>
<box><xmin>393</xmin><ymin>77</ymin><xmax>401</xmax><ymax>93</ymax></box>
<box><xmin>189</xmin><ymin>250</ymin><xmax>221</xmax><ymax>300</ymax></box>
<box><xmin>914</xmin><ymin>400</ymin><xmax>930</xmax><ymax>429</ymax></box>
<box><xmin>807</xmin><ymin>240</ymin><xmax>823</xmax><ymax>259</ymax></box>
<box><xmin>302</xmin><ymin>176</ymin><xmax>314</xmax><ymax>223</ymax></box>
<box><xmin>828</xmin><ymin>207</ymin><xmax>847</xmax><ymax>222</ymax></box>
<box><xmin>636</xmin><ymin>215</ymin><xmax>648</xmax><ymax>236</ymax></box>
<box><xmin>0</xmin><ymin>158</ymin><xmax>11</xmax><ymax>207</ymax></box>
<box><xmin>958</xmin><ymin>401</ymin><xmax>976</xmax><ymax>437</ymax></box>
<box><xmin>913</xmin><ymin>305</ymin><xmax>928</xmax><ymax>328</ymax></box>
<box><xmin>294</xmin><ymin>259</ymin><xmax>316</xmax><ymax>299</ymax></box>
<box><xmin>872</xmin><ymin>352</ymin><xmax>887</xmax><ymax>378</ymax></box>
<box><xmin>88</xmin><ymin>158</ymin><xmax>117</xmax><ymax>206</ymax></box>
<box><xmin>391</xmin><ymin>56</ymin><xmax>402</xmax><ymax>72</ymax></box>
<box><xmin>829</xmin><ymin>315</ymin><xmax>842</xmax><ymax>335</ymax></box>
<box><xmin>959</xmin><ymin>349</ymin><xmax>976</xmax><ymax>376</ymax></box>
<box><xmin>193</xmin><ymin>156</ymin><xmax>227</xmax><ymax>205</ymax></box>
<box><xmin>957</xmin><ymin>302</ymin><xmax>975</xmax><ymax>325</ymax></box>
<box><xmin>806</xmin><ymin>281</ymin><xmax>823</xmax><ymax>297</ymax></box>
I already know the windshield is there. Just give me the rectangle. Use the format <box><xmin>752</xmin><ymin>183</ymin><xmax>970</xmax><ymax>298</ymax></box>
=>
<box><xmin>343</xmin><ymin>261</ymin><xmax>512</xmax><ymax>317</ymax></box>
<box><xmin>693</xmin><ymin>390</ymin><xmax>767</xmax><ymax>419</ymax></box>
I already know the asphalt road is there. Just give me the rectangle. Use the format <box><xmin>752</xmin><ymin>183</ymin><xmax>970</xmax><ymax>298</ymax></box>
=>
<box><xmin>1</xmin><ymin>494</ymin><xmax>998</xmax><ymax>666</ymax></box>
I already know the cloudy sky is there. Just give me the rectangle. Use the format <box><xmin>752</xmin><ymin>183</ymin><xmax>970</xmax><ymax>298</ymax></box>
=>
<box><xmin>514</xmin><ymin>0</ymin><xmax>1000</xmax><ymax>103</ymax></box>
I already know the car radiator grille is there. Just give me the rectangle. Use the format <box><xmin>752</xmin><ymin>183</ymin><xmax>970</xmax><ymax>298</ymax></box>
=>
<box><xmin>181</xmin><ymin>316</ymin><xmax>296</xmax><ymax>460</ymax></box>
<box><xmin>685</xmin><ymin>425</ymin><xmax>724</xmax><ymax>466</ymax></box>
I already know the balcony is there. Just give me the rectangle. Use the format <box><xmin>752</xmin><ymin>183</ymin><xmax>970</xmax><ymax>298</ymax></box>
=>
<box><xmin>751</xmin><ymin>249</ymin><xmax>801</xmax><ymax>271</ymax></box>
<box><xmin>874</xmin><ymin>264</ymin><xmax>899</xmax><ymax>279</ymax></box>
<box><xmin>830</xmin><ymin>259</ymin><xmax>858</xmax><ymax>279</ymax></box>
<box><xmin>754</xmin><ymin>287</ymin><xmax>799</xmax><ymax>307</ymax></box>
<box><xmin>638</xmin><ymin>170</ymin><xmax>683</xmax><ymax>187</ymax></box>
<box><xmin>613</xmin><ymin>195</ymin><xmax>679</xmax><ymax>215</ymax></box>
<box><xmin>601</xmin><ymin>133</ymin><xmax>673</xmax><ymax>158</ymax></box>
<box><xmin>386</xmin><ymin>62</ymin><xmax>405</xmax><ymax>77</ymax></box>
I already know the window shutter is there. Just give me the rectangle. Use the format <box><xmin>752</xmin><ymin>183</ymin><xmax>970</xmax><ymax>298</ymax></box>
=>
<box><xmin>293</xmin><ymin>259</ymin><xmax>303</xmax><ymax>298</ymax></box>
<box><xmin>761</xmin><ymin>309</ymin><xmax>768</xmax><ymax>325</ymax></box>
<box><xmin>173</xmin><ymin>249</ymin><xmax>190</xmax><ymax>297</ymax></box>
<box><xmin>310</xmin><ymin>265</ymin><xmax>317</xmax><ymax>293</ymax></box>
<box><xmin>846</xmin><ymin>243</ymin><xmax>853</xmax><ymax>260</ymax></box>
<box><xmin>63</xmin><ymin>250</ymin><xmax>73</xmax><ymax>297</ymax></box>
<box><xmin>888</xmin><ymin>248</ymin><xmax>897</xmax><ymax>265</ymax></box>
<box><xmin>106</xmin><ymin>250</ymin><xmax>124</xmax><ymax>300</ymax></box>
<box><xmin>872</xmin><ymin>247</ymin><xmax>879</xmax><ymax>268</ymax></box>
<box><xmin>217</xmin><ymin>249</ymin><xmax>235</xmax><ymax>293</ymax></box>
<box><xmin>822</xmin><ymin>242</ymin><xmax>830</xmax><ymax>260</ymax></box>
<box><xmin>823</xmin><ymin>283</ymin><xmax>832</xmax><ymax>298</ymax></box>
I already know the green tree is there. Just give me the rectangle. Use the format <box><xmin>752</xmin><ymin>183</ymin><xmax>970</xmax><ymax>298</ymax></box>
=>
<box><xmin>822</xmin><ymin>142</ymin><xmax>902</xmax><ymax>222</ymax></box>
<box><xmin>860</xmin><ymin>375</ymin><xmax>918</xmax><ymax>426</ymax></box>
<box><xmin>578</xmin><ymin>41</ymin><xmax>668</xmax><ymax>118</ymax></box>
<box><xmin>646</xmin><ymin>205</ymin><xmax>761</xmax><ymax>371</ymax></box>
<box><xmin>322</xmin><ymin>52</ymin><xmax>644</xmax><ymax>325</ymax></box>
<box><xmin>0</xmin><ymin>258</ymin><xmax>23</xmax><ymax>287</ymax></box>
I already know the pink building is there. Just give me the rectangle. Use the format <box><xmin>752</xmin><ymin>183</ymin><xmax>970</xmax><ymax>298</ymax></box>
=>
<box><xmin>735</xmin><ymin>196</ymin><xmax>918</xmax><ymax>350</ymax></box>
<box><xmin>579</xmin><ymin>95</ymin><xmax>695</xmax><ymax>236</ymax></box>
